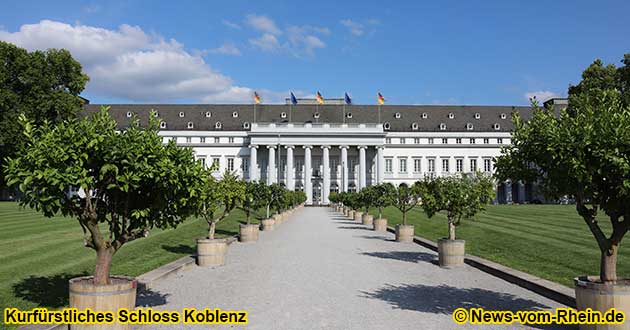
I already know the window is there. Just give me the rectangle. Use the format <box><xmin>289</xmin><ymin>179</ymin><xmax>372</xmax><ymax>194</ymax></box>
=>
<box><xmin>243</xmin><ymin>158</ymin><xmax>249</xmax><ymax>174</ymax></box>
<box><xmin>185</xmin><ymin>137</ymin><xmax>192</xmax><ymax>143</ymax></box>
<box><xmin>215</xmin><ymin>122</ymin><xmax>222</xmax><ymax>129</ymax></box>
<box><xmin>494</xmin><ymin>123</ymin><xmax>501</xmax><ymax>130</ymax></box>
<box><xmin>383</xmin><ymin>122</ymin><xmax>391</xmax><ymax>130</ymax></box>
<box><xmin>470</xmin><ymin>158</ymin><xmax>478</xmax><ymax>172</ymax></box>
<box><xmin>205</xmin><ymin>111</ymin><xmax>212</xmax><ymax>118</ymax></box>
<box><xmin>153</xmin><ymin>111</ymin><xmax>159</xmax><ymax>117</ymax></box>
<box><xmin>484</xmin><ymin>159</ymin><xmax>492</xmax><ymax>172</ymax></box>
<box><xmin>399</xmin><ymin>158</ymin><xmax>407</xmax><ymax>173</ymax></box>
<box><xmin>212</xmin><ymin>157</ymin><xmax>220</xmax><ymax>170</ymax></box>
<box><xmin>470</xmin><ymin>138</ymin><xmax>476</xmax><ymax>144</ymax></box>
<box><xmin>466</xmin><ymin>123</ymin><xmax>474</xmax><ymax>130</ymax></box>
<box><xmin>428</xmin><ymin>138</ymin><xmax>434</xmax><ymax>144</ymax></box>
<box><xmin>414</xmin><ymin>137</ymin><xmax>420</xmax><ymax>144</ymax></box>
<box><xmin>411</xmin><ymin>122</ymin><xmax>418</xmax><ymax>130</ymax></box>
<box><xmin>395</xmin><ymin>112</ymin><xmax>401</xmax><ymax>119</ymax></box>
<box><xmin>386</xmin><ymin>138</ymin><xmax>392</xmax><ymax>144</ymax></box>
<box><xmin>159</xmin><ymin>121</ymin><xmax>167</xmax><ymax>129</ymax></box>
<box><xmin>413</xmin><ymin>158</ymin><xmax>421</xmax><ymax>173</ymax></box>
<box><xmin>385</xmin><ymin>159</ymin><xmax>393</xmax><ymax>173</ymax></box>
<box><xmin>198</xmin><ymin>137</ymin><xmax>204</xmax><ymax>143</ymax></box>
<box><xmin>243</xmin><ymin>122</ymin><xmax>250</xmax><ymax>129</ymax></box>
<box><xmin>442</xmin><ymin>138</ymin><xmax>448</xmax><ymax>144</ymax></box>
<box><xmin>313</xmin><ymin>112</ymin><xmax>320</xmax><ymax>119</ymax></box>
<box><xmin>428</xmin><ymin>159</ymin><xmax>436</xmax><ymax>172</ymax></box>
<box><xmin>126</xmin><ymin>111</ymin><xmax>132</xmax><ymax>118</ymax></box>
<box><xmin>400</xmin><ymin>138</ymin><xmax>406</xmax><ymax>144</ymax></box>
<box><xmin>421</xmin><ymin>113</ymin><xmax>428</xmax><ymax>119</ymax></box>
<box><xmin>228</xmin><ymin>137</ymin><xmax>235</xmax><ymax>143</ymax></box>
<box><xmin>442</xmin><ymin>158</ymin><xmax>450</xmax><ymax>172</ymax></box>
<box><xmin>179</xmin><ymin>112</ymin><xmax>185</xmax><ymax>118</ymax></box>
<box><xmin>448</xmin><ymin>112</ymin><xmax>455</xmax><ymax>119</ymax></box>
<box><xmin>227</xmin><ymin>158</ymin><xmax>235</xmax><ymax>172</ymax></box>
<box><xmin>439</xmin><ymin>123</ymin><xmax>447</xmax><ymax>130</ymax></box>
<box><xmin>198</xmin><ymin>157</ymin><xmax>206</xmax><ymax>168</ymax></box>
<box><xmin>347</xmin><ymin>112</ymin><xmax>353</xmax><ymax>118</ymax></box>
<box><xmin>483</xmin><ymin>138</ymin><xmax>489</xmax><ymax>144</ymax></box>
<box><xmin>281</xmin><ymin>112</ymin><xmax>287</xmax><ymax>118</ymax></box>
<box><xmin>501</xmin><ymin>113</ymin><xmax>507</xmax><ymax>119</ymax></box>
<box><xmin>214</xmin><ymin>137</ymin><xmax>220</xmax><ymax>143</ymax></box>
<box><xmin>232</xmin><ymin>112</ymin><xmax>238</xmax><ymax>118</ymax></box>
<box><xmin>474</xmin><ymin>113</ymin><xmax>481</xmax><ymax>119</ymax></box>
<box><xmin>456</xmin><ymin>159</ymin><xmax>463</xmax><ymax>172</ymax></box>
<box><xmin>497</xmin><ymin>138</ymin><xmax>503</xmax><ymax>144</ymax></box>
<box><xmin>456</xmin><ymin>138</ymin><xmax>462</xmax><ymax>144</ymax></box>
<box><xmin>187</xmin><ymin>122</ymin><xmax>194</xmax><ymax>129</ymax></box>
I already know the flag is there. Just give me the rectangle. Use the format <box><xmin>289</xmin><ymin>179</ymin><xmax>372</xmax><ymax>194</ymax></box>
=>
<box><xmin>344</xmin><ymin>92</ymin><xmax>352</xmax><ymax>105</ymax></box>
<box><xmin>316</xmin><ymin>91</ymin><xmax>324</xmax><ymax>105</ymax></box>
<box><xmin>290</xmin><ymin>92</ymin><xmax>298</xmax><ymax>105</ymax></box>
<box><xmin>253</xmin><ymin>91</ymin><xmax>261</xmax><ymax>104</ymax></box>
<box><xmin>377</xmin><ymin>92</ymin><xmax>385</xmax><ymax>105</ymax></box>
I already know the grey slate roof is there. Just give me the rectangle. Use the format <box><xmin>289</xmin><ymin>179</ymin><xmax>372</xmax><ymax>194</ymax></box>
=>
<box><xmin>82</xmin><ymin>104</ymin><xmax>535</xmax><ymax>132</ymax></box>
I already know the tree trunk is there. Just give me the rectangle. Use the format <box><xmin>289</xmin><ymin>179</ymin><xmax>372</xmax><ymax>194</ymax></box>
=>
<box><xmin>600</xmin><ymin>244</ymin><xmax>618</xmax><ymax>283</ymax></box>
<box><xmin>402</xmin><ymin>210</ymin><xmax>407</xmax><ymax>226</ymax></box>
<box><xmin>448</xmin><ymin>216</ymin><xmax>456</xmax><ymax>240</ymax></box>
<box><xmin>208</xmin><ymin>221</ymin><xmax>216</xmax><ymax>240</ymax></box>
<box><xmin>378</xmin><ymin>207</ymin><xmax>383</xmax><ymax>219</ymax></box>
<box><xmin>93</xmin><ymin>247</ymin><xmax>113</xmax><ymax>285</ymax></box>
<box><xmin>266</xmin><ymin>205</ymin><xmax>270</xmax><ymax>218</ymax></box>
<box><xmin>246</xmin><ymin>209</ymin><xmax>251</xmax><ymax>225</ymax></box>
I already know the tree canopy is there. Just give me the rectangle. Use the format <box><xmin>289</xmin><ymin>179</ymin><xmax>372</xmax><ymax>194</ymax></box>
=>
<box><xmin>394</xmin><ymin>183</ymin><xmax>421</xmax><ymax>226</ymax></box>
<box><xmin>373</xmin><ymin>183</ymin><xmax>396</xmax><ymax>219</ymax></box>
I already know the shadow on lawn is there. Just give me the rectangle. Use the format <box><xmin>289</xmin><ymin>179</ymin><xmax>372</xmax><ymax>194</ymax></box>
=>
<box><xmin>162</xmin><ymin>244</ymin><xmax>195</xmax><ymax>255</ymax></box>
<box><xmin>13</xmin><ymin>272</ymin><xmax>89</xmax><ymax>307</ymax></box>
<box><xmin>360</xmin><ymin>251</ymin><xmax>437</xmax><ymax>264</ymax></box>
<box><xmin>361</xmin><ymin>283</ymin><xmax>573</xmax><ymax>330</ymax></box>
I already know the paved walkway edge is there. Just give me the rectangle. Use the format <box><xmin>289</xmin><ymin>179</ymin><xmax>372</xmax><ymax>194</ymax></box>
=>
<box><xmin>385</xmin><ymin>225</ymin><xmax>576</xmax><ymax>307</ymax></box>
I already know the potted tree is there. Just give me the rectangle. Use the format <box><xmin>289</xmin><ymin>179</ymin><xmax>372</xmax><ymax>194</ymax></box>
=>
<box><xmin>5</xmin><ymin>108</ymin><xmax>203</xmax><ymax>329</ymax></box>
<box><xmin>329</xmin><ymin>191</ymin><xmax>340</xmax><ymax>211</ymax></box>
<box><xmin>249</xmin><ymin>181</ymin><xmax>274</xmax><ymax>231</ymax></box>
<box><xmin>239</xmin><ymin>180</ymin><xmax>261</xmax><ymax>242</ymax></box>
<box><xmin>393</xmin><ymin>182</ymin><xmax>421</xmax><ymax>242</ymax></box>
<box><xmin>269</xmin><ymin>183</ymin><xmax>286</xmax><ymax>224</ymax></box>
<box><xmin>495</xmin><ymin>88</ymin><xmax>630</xmax><ymax>326</ymax></box>
<box><xmin>373</xmin><ymin>183</ymin><xmax>396</xmax><ymax>231</ymax></box>
<box><xmin>418</xmin><ymin>174</ymin><xmax>494</xmax><ymax>267</ymax></box>
<box><xmin>358</xmin><ymin>186</ymin><xmax>376</xmax><ymax>226</ymax></box>
<box><xmin>195</xmin><ymin>170</ymin><xmax>245</xmax><ymax>266</ymax></box>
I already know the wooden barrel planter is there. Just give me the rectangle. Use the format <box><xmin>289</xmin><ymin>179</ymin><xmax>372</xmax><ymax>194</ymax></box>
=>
<box><xmin>373</xmin><ymin>218</ymin><xmax>387</xmax><ymax>232</ymax></box>
<box><xmin>437</xmin><ymin>239</ymin><xmax>465</xmax><ymax>267</ymax></box>
<box><xmin>395</xmin><ymin>224</ymin><xmax>414</xmax><ymax>242</ymax></box>
<box><xmin>239</xmin><ymin>224</ymin><xmax>259</xmax><ymax>242</ymax></box>
<box><xmin>362</xmin><ymin>213</ymin><xmax>374</xmax><ymax>226</ymax></box>
<box><xmin>69</xmin><ymin>276</ymin><xmax>136</xmax><ymax>330</ymax></box>
<box><xmin>348</xmin><ymin>210</ymin><xmax>355</xmax><ymax>220</ymax></box>
<box><xmin>282</xmin><ymin>212</ymin><xmax>289</xmax><ymax>221</ymax></box>
<box><xmin>575</xmin><ymin>276</ymin><xmax>630</xmax><ymax>330</ymax></box>
<box><xmin>196</xmin><ymin>238</ymin><xmax>228</xmax><ymax>267</ymax></box>
<box><xmin>354</xmin><ymin>211</ymin><xmax>363</xmax><ymax>223</ymax></box>
<box><xmin>273</xmin><ymin>213</ymin><xmax>283</xmax><ymax>225</ymax></box>
<box><xmin>260</xmin><ymin>218</ymin><xmax>275</xmax><ymax>231</ymax></box>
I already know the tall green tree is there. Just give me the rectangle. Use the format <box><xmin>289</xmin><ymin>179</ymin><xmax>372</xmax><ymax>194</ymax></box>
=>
<box><xmin>196</xmin><ymin>171</ymin><xmax>246</xmax><ymax>240</ymax></box>
<box><xmin>394</xmin><ymin>183</ymin><xmax>421</xmax><ymax>226</ymax></box>
<box><xmin>1</xmin><ymin>41</ymin><xmax>89</xmax><ymax>186</ymax></box>
<box><xmin>495</xmin><ymin>90</ymin><xmax>630</xmax><ymax>283</ymax></box>
<box><xmin>373</xmin><ymin>183</ymin><xmax>396</xmax><ymax>220</ymax></box>
<box><xmin>4</xmin><ymin>107</ymin><xmax>202</xmax><ymax>285</ymax></box>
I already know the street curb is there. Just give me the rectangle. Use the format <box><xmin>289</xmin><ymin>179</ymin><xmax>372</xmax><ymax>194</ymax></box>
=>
<box><xmin>384</xmin><ymin>225</ymin><xmax>576</xmax><ymax>308</ymax></box>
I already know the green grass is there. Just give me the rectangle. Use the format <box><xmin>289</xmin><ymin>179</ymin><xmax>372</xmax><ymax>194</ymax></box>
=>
<box><xmin>0</xmin><ymin>201</ymin><xmax>263</xmax><ymax>323</ymax></box>
<box><xmin>366</xmin><ymin>204</ymin><xmax>629</xmax><ymax>288</ymax></box>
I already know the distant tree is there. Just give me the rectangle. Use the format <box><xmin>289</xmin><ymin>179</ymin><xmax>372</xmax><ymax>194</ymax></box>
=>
<box><xmin>394</xmin><ymin>183</ymin><xmax>421</xmax><ymax>226</ymax></box>
<box><xmin>495</xmin><ymin>90</ymin><xmax>630</xmax><ymax>283</ymax></box>
<box><xmin>269</xmin><ymin>184</ymin><xmax>286</xmax><ymax>215</ymax></box>
<box><xmin>0</xmin><ymin>41</ymin><xmax>89</xmax><ymax>187</ymax></box>
<box><xmin>373</xmin><ymin>183</ymin><xmax>396</xmax><ymax>219</ymax></box>
<box><xmin>358</xmin><ymin>186</ymin><xmax>378</xmax><ymax>214</ymax></box>
<box><xmin>196</xmin><ymin>171</ymin><xmax>246</xmax><ymax>240</ymax></box>
<box><xmin>4</xmin><ymin>107</ymin><xmax>202</xmax><ymax>285</ymax></box>
<box><xmin>418</xmin><ymin>174</ymin><xmax>494</xmax><ymax>240</ymax></box>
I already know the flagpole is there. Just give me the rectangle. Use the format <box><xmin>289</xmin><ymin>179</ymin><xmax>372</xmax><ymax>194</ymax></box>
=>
<box><xmin>254</xmin><ymin>103</ymin><xmax>256</xmax><ymax>123</ymax></box>
<box><xmin>289</xmin><ymin>103</ymin><xmax>292</xmax><ymax>123</ymax></box>
<box><xmin>378</xmin><ymin>104</ymin><xmax>381</xmax><ymax>124</ymax></box>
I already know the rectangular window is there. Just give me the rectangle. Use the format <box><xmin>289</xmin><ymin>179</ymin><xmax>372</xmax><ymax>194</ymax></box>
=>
<box><xmin>483</xmin><ymin>138</ymin><xmax>489</xmax><ymax>144</ymax></box>
<box><xmin>428</xmin><ymin>138</ymin><xmax>434</xmax><ymax>144</ymax></box>
<box><xmin>442</xmin><ymin>158</ymin><xmax>450</xmax><ymax>172</ymax></box>
<box><xmin>214</xmin><ymin>137</ymin><xmax>220</xmax><ymax>143</ymax></box>
<box><xmin>456</xmin><ymin>159</ymin><xmax>463</xmax><ymax>172</ymax></box>
<box><xmin>470</xmin><ymin>138</ymin><xmax>475</xmax><ymax>144</ymax></box>
<box><xmin>400</xmin><ymin>138</ymin><xmax>406</xmax><ymax>144</ymax></box>
<box><xmin>198</xmin><ymin>157</ymin><xmax>206</xmax><ymax>168</ymax></box>
<box><xmin>428</xmin><ymin>159</ymin><xmax>435</xmax><ymax>172</ymax></box>
<box><xmin>442</xmin><ymin>138</ymin><xmax>448</xmax><ymax>144</ymax></box>
<box><xmin>414</xmin><ymin>137</ymin><xmax>420</xmax><ymax>144</ymax></box>
<box><xmin>227</xmin><ymin>158</ymin><xmax>235</xmax><ymax>172</ymax></box>
<box><xmin>212</xmin><ymin>157</ymin><xmax>220</xmax><ymax>170</ymax></box>
<box><xmin>484</xmin><ymin>159</ymin><xmax>492</xmax><ymax>172</ymax></box>
<box><xmin>497</xmin><ymin>138</ymin><xmax>503</xmax><ymax>144</ymax></box>
<box><xmin>399</xmin><ymin>158</ymin><xmax>407</xmax><ymax>173</ymax></box>
<box><xmin>385</xmin><ymin>159</ymin><xmax>393</xmax><ymax>173</ymax></box>
<box><xmin>470</xmin><ymin>158</ymin><xmax>477</xmax><ymax>172</ymax></box>
<box><xmin>229</xmin><ymin>137</ymin><xmax>235</xmax><ymax>143</ymax></box>
<box><xmin>456</xmin><ymin>138</ymin><xmax>462</xmax><ymax>144</ymax></box>
<box><xmin>200</xmin><ymin>137</ymin><xmax>206</xmax><ymax>143</ymax></box>
<box><xmin>386</xmin><ymin>138</ymin><xmax>392</xmax><ymax>144</ymax></box>
<box><xmin>242</xmin><ymin>157</ymin><xmax>249</xmax><ymax>174</ymax></box>
<box><xmin>186</xmin><ymin>137</ymin><xmax>192</xmax><ymax>143</ymax></box>
<box><xmin>413</xmin><ymin>158</ymin><xmax>421</xmax><ymax>173</ymax></box>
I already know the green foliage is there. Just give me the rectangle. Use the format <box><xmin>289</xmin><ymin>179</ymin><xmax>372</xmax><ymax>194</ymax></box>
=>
<box><xmin>195</xmin><ymin>170</ymin><xmax>246</xmax><ymax>238</ymax></box>
<box><xmin>242</xmin><ymin>180</ymin><xmax>270</xmax><ymax>222</ymax></box>
<box><xmin>372</xmin><ymin>183</ymin><xmax>396</xmax><ymax>219</ymax></box>
<box><xmin>269</xmin><ymin>183</ymin><xmax>286</xmax><ymax>214</ymax></box>
<box><xmin>357</xmin><ymin>186</ymin><xmax>378</xmax><ymax>213</ymax></box>
<box><xmin>0</xmin><ymin>41</ymin><xmax>89</xmax><ymax>186</ymax></box>
<box><xmin>393</xmin><ymin>183</ymin><xmax>421</xmax><ymax>225</ymax></box>
<box><xmin>568</xmin><ymin>54</ymin><xmax>630</xmax><ymax>112</ymax></box>
<box><xmin>328</xmin><ymin>191</ymin><xmax>339</xmax><ymax>204</ymax></box>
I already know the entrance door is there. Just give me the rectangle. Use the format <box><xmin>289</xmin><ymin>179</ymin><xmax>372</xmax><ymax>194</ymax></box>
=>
<box><xmin>313</xmin><ymin>182</ymin><xmax>322</xmax><ymax>205</ymax></box>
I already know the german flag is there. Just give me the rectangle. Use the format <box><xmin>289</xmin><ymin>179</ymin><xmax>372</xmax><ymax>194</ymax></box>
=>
<box><xmin>377</xmin><ymin>92</ymin><xmax>385</xmax><ymax>105</ymax></box>
<box><xmin>316</xmin><ymin>91</ymin><xmax>324</xmax><ymax>105</ymax></box>
<box><xmin>253</xmin><ymin>91</ymin><xmax>261</xmax><ymax>104</ymax></box>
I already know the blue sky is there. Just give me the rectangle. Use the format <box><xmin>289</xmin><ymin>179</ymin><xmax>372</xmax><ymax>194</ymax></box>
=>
<box><xmin>1</xmin><ymin>0</ymin><xmax>628</xmax><ymax>105</ymax></box>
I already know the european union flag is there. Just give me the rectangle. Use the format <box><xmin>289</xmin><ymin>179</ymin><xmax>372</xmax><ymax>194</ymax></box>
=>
<box><xmin>344</xmin><ymin>92</ymin><xmax>352</xmax><ymax>105</ymax></box>
<box><xmin>290</xmin><ymin>92</ymin><xmax>298</xmax><ymax>105</ymax></box>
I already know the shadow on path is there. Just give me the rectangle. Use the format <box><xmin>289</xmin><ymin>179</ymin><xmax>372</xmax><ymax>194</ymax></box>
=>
<box><xmin>338</xmin><ymin>226</ymin><xmax>372</xmax><ymax>231</ymax></box>
<box><xmin>136</xmin><ymin>288</ymin><xmax>170</xmax><ymax>307</ymax></box>
<box><xmin>360</xmin><ymin>251</ymin><xmax>436</xmax><ymax>264</ymax></box>
<box><xmin>355</xmin><ymin>235</ymin><xmax>396</xmax><ymax>242</ymax></box>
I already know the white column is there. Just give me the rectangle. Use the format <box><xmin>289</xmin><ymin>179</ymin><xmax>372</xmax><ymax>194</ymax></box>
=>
<box><xmin>249</xmin><ymin>145</ymin><xmax>258</xmax><ymax>181</ymax></box>
<box><xmin>304</xmin><ymin>146</ymin><xmax>312</xmax><ymax>204</ymax></box>
<box><xmin>267</xmin><ymin>146</ymin><xmax>276</xmax><ymax>185</ymax></box>
<box><xmin>322</xmin><ymin>146</ymin><xmax>330</xmax><ymax>204</ymax></box>
<box><xmin>285</xmin><ymin>146</ymin><xmax>294</xmax><ymax>190</ymax></box>
<box><xmin>340</xmin><ymin>146</ymin><xmax>348</xmax><ymax>192</ymax></box>
<box><xmin>359</xmin><ymin>146</ymin><xmax>367</xmax><ymax>190</ymax></box>
<box><xmin>377</xmin><ymin>146</ymin><xmax>384</xmax><ymax>184</ymax></box>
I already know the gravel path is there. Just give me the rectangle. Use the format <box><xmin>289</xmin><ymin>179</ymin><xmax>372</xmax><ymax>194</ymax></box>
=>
<box><xmin>138</xmin><ymin>207</ymin><xmax>572</xmax><ymax>330</ymax></box>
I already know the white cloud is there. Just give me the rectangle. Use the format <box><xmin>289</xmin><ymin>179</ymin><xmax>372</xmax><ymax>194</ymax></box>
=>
<box><xmin>245</xmin><ymin>14</ymin><xmax>282</xmax><ymax>35</ymax></box>
<box><xmin>524</xmin><ymin>91</ymin><xmax>560</xmax><ymax>103</ymax></box>
<box><xmin>0</xmin><ymin>20</ymin><xmax>257</xmax><ymax>103</ymax></box>
<box><xmin>210</xmin><ymin>43</ymin><xmax>241</xmax><ymax>56</ymax></box>
<box><xmin>221</xmin><ymin>19</ymin><xmax>241</xmax><ymax>30</ymax></box>
<box><xmin>340</xmin><ymin>19</ymin><xmax>364</xmax><ymax>36</ymax></box>
<box><xmin>249</xmin><ymin>33</ymin><xmax>282</xmax><ymax>52</ymax></box>
<box><xmin>286</xmin><ymin>26</ymin><xmax>326</xmax><ymax>57</ymax></box>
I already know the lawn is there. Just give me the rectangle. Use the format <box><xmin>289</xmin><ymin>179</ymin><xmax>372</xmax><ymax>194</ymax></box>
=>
<box><xmin>0</xmin><ymin>201</ymin><xmax>264</xmax><ymax>324</ymax></box>
<box><xmin>367</xmin><ymin>204</ymin><xmax>630</xmax><ymax>288</ymax></box>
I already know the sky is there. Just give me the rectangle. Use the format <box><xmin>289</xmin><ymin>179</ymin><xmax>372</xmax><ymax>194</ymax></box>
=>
<box><xmin>0</xmin><ymin>0</ymin><xmax>628</xmax><ymax>105</ymax></box>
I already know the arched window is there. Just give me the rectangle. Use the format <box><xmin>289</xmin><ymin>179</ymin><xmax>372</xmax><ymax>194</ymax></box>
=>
<box><xmin>187</xmin><ymin>122</ymin><xmax>194</xmax><ymax>129</ymax></box>
<box><xmin>411</xmin><ymin>122</ymin><xmax>419</xmax><ymax>130</ymax></box>
<box><xmin>243</xmin><ymin>122</ymin><xmax>250</xmax><ymax>129</ymax></box>
<box><xmin>395</xmin><ymin>112</ymin><xmax>401</xmax><ymax>119</ymax></box>
<box><xmin>466</xmin><ymin>123</ymin><xmax>474</xmax><ymax>130</ymax></box>
<box><xmin>159</xmin><ymin>121</ymin><xmax>167</xmax><ymax>129</ymax></box>
<box><xmin>439</xmin><ymin>123</ymin><xmax>447</xmax><ymax>130</ymax></box>
<box><xmin>383</xmin><ymin>122</ymin><xmax>391</xmax><ymax>130</ymax></box>
<box><xmin>494</xmin><ymin>123</ymin><xmax>501</xmax><ymax>130</ymax></box>
<box><xmin>215</xmin><ymin>122</ymin><xmax>222</xmax><ymax>129</ymax></box>
<box><xmin>474</xmin><ymin>113</ymin><xmax>481</xmax><ymax>119</ymax></box>
<box><xmin>179</xmin><ymin>112</ymin><xmax>185</xmax><ymax>118</ymax></box>
<box><xmin>205</xmin><ymin>111</ymin><xmax>211</xmax><ymax>118</ymax></box>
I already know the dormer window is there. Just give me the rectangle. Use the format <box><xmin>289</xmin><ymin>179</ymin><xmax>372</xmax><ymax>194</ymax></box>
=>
<box><xmin>494</xmin><ymin>123</ymin><xmax>501</xmax><ymax>130</ymax></box>
<box><xmin>153</xmin><ymin>111</ymin><xmax>159</xmax><ymax>118</ymax></box>
<box><xmin>411</xmin><ymin>122</ymin><xmax>419</xmax><ymax>130</ymax></box>
<box><xmin>313</xmin><ymin>112</ymin><xmax>320</xmax><ymax>119</ymax></box>
<box><xmin>243</xmin><ymin>122</ymin><xmax>250</xmax><ymax>129</ymax></box>
<box><xmin>439</xmin><ymin>123</ymin><xmax>447</xmax><ymax>130</ymax></box>
<box><xmin>421</xmin><ymin>113</ymin><xmax>428</xmax><ymax>119</ymax></box>
<box><xmin>466</xmin><ymin>123</ymin><xmax>474</xmax><ymax>131</ymax></box>
<box><xmin>383</xmin><ymin>122</ymin><xmax>391</xmax><ymax>130</ymax></box>
<box><xmin>205</xmin><ymin>111</ymin><xmax>211</xmax><ymax>118</ymax></box>
<box><xmin>474</xmin><ymin>113</ymin><xmax>481</xmax><ymax>120</ymax></box>
<box><xmin>448</xmin><ymin>113</ymin><xmax>455</xmax><ymax>119</ymax></box>
<box><xmin>215</xmin><ymin>122</ymin><xmax>222</xmax><ymax>129</ymax></box>
<box><xmin>159</xmin><ymin>121</ymin><xmax>167</xmax><ymax>129</ymax></box>
<box><xmin>232</xmin><ymin>111</ymin><xmax>238</xmax><ymax>118</ymax></box>
<box><xmin>126</xmin><ymin>111</ymin><xmax>132</xmax><ymax>118</ymax></box>
<box><xmin>395</xmin><ymin>112</ymin><xmax>401</xmax><ymax>119</ymax></box>
<box><xmin>187</xmin><ymin>122</ymin><xmax>194</xmax><ymax>129</ymax></box>
<box><xmin>500</xmin><ymin>113</ymin><xmax>507</xmax><ymax>119</ymax></box>
<box><xmin>281</xmin><ymin>112</ymin><xmax>287</xmax><ymax>118</ymax></box>
<box><xmin>346</xmin><ymin>113</ymin><xmax>353</xmax><ymax>118</ymax></box>
<box><xmin>179</xmin><ymin>112</ymin><xmax>185</xmax><ymax>118</ymax></box>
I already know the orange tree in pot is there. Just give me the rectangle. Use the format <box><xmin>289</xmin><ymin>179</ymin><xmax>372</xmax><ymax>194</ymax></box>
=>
<box><xmin>495</xmin><ymin>89</ymin><xmax>630</xmax><ymax>323</ymax></box>
<box><xmin>4</xmin><ymin>107</ymin><xmax>203</xmax><ymax>314</ymax></box>
<box><xmin>393</xmin><ymin>182</ymin><xmax>422</xmax><ymax>242</ymax></box>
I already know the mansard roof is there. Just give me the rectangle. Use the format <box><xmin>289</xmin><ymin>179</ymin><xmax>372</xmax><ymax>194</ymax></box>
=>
<box><xmin>82</xmin><ymin>103</ymin><xmax>536</xmax><ymax>132</ymax></box>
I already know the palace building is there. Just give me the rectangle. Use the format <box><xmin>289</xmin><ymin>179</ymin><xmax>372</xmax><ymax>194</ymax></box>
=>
<box><xmin>83</xmin><ymin>98</ymin><xmax>568</xmax><ymax>206</ymax></box>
